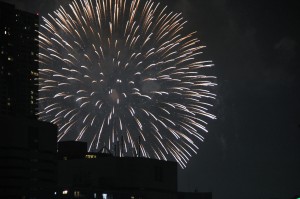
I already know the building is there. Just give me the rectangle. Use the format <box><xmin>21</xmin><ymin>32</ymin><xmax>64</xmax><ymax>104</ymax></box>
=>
<box><xmin>0</xmin><ymin>115</ymin><xmax>58</xmax><ymax>199</ymax></box>
<box><xmin>57</xmin><ymin>141</ymin><xmax>178</xmax><ymax>199</ymax></box>
<box><xmin>56</xmin><ymin>141</ymin><xmax>212</xmax><ymax>199</ymax></box>
<box><xmin>0</xmin><ymin>1</ymin><xmax>39</xmax><ymax>118</ymax></box>
<box><xmin>0</xmin><ymin>2</ymin><xmax>58</xmax><ymax>199</ymax></box>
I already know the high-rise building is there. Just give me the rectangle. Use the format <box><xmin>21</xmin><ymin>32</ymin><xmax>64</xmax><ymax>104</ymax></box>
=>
<box><xmin>0</xmin><ymin>2</ymin><xmax>58</xmax><ymax>199</ymax></box>
<box><xmin>0</xmin><ymin>1</ymin><xmax>39</xmax><ymax>118</ymax></box>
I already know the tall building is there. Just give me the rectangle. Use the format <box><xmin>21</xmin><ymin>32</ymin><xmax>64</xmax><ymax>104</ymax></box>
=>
<box><xmin>0</xmin><ymin>2</ymin><xmax>58</xmax><ymax>199</ymax></box>
<box><xmin>0</xmin><ymin>1</ymin><xmax>39</xmax><ymax>118</ymax></box>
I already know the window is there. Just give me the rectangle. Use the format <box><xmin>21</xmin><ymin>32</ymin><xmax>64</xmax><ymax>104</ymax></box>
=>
<box><xmin>85</xmin><ymin>154</ymin><xmax>97</xmax><ymax>159</ymax></box>
<box><xmin>31</xmin><ymin>71</ymin><xmax>39</xmax><ymax>76</ymax></box>
<box><xmin>74</xmin><ymin>191</ymin><xmax>80</xmax><ymax>197</ymax></box>
<box><xmin>102</xmin><ymin>193</ymin><xmax>107</xmax><ymax>199</ymax></box>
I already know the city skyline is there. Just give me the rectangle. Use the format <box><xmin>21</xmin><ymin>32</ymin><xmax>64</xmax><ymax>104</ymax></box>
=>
<box><xmin>0</xmin><ymin>0</ymin><xmax>299</xmax><ymax>199</ymax></box>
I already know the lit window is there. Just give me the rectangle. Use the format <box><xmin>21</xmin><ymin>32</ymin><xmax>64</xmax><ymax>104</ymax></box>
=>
<box><xmin>102</xmin><ymin>193</ymin><xmax>107</xmax><ymax>199</ymax></box>
<box><xmin>30</xmin><ymin>71</ymin><xmax>39</xmax><ymax>76</ymax></box>
<box><xmin>7</xmin><ymin>102</ymin><xmax>11</xmax><ymax>106</ymax></box>
<box><xmin>54</xmin><ymin>192</ymin><xmax>57</xmax><ymax>195</ymax></box>
<box><xmin>85</xmin><ymin>154</ymin><xmax>97</xmax><ymax>159</ymax></box>
<box><xmin>4</xmin><ymin>31</ymin><xmax>6</xmax><ymax>35</ymax></box>
<box><xmin>8</xmin><ymin>57</ymin><xmax>13</xmax><ymax>61</ymax></box>
<box><xmin>74</xmin><ymin>191</ymin><xmax>80</xmax><ymax>197</ymax></box>
<box><xmin>94</xmin><ymin>193</ymin><xmax>97</xmax><ymax>198</ymax></box>
<box><xmin>62</xmin><ymin>190</ymin><xmax>68</xmax><ymax>195</ymax></box>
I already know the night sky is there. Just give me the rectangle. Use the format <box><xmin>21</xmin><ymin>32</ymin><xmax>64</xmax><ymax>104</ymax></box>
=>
<box><xmin>1</xmin><ymin>0</ymin><xmax>299</xmax><ymax>198</ymax></box>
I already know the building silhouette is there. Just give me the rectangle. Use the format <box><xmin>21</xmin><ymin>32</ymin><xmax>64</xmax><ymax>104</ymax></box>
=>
<box><xmin>0</xmin><ymin>1</ymin><xmax>39</xmax><ymax>118</ymax></box>
<box><xmin>57</xmin><ymin>141</ymin><xmax>177</xmax><ymax>199</ymax></box>
<box><xmin>56</xmin><ymin>141</ymin><xmax>212</xmax><ymax>199</ymax></box>
<box><xmin>0</xmin><ymin>2</ymin><xmax>58</xmax><ymax>199</ymax></box>
<box><xmin>0</xmin><ymin>115</ymin><xmax>58</xmax><ymax>199</ymax></box>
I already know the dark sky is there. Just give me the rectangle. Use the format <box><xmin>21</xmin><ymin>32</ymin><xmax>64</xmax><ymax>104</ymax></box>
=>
<box><xmin>1</xmin><ymin>0</ymin><xmax>299</xmax><ymax>198</ymax></box>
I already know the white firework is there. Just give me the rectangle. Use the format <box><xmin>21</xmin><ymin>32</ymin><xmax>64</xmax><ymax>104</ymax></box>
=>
<box><xmin>38</xmin><ymin>0</ymin><xmax>217</xmax><ymax>168</ymax></box>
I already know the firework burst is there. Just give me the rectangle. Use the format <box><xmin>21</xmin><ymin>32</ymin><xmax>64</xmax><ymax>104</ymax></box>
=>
<box><xmin>38</xmin><ymin>0</ymin><xmax>217</xmax><ymax>168</ymax></box>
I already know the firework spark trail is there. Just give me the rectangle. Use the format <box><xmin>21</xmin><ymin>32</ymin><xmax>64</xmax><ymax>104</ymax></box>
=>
<box><xmin>38</xmin><ymin>0</ymin><xmax>217</xmax><ymax>168</ymax></box>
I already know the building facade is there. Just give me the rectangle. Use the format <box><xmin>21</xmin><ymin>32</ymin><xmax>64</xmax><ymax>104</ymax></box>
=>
<box><xmin>56</xmin><ymin>141</ymin><xmax>212</xmax><ymax>199</ymax></box>
<box><xmin>0</xmin><ymin>115</ymin><xmax>58</xmax><ymax>199</ymax></box>
<box><xmin>0</xmin><ymin>2</ymin><xmax>58</xmax><ymax>199</ymax></box>
<box><xmin>57</xmin><ymin>141</ymin><xmax>178</xmax><ymax>199</ymax></box>
<box><xmin>0</xmin><ymin>1</ymin><xmax>39</xmax><ymax>118</ymax></box>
